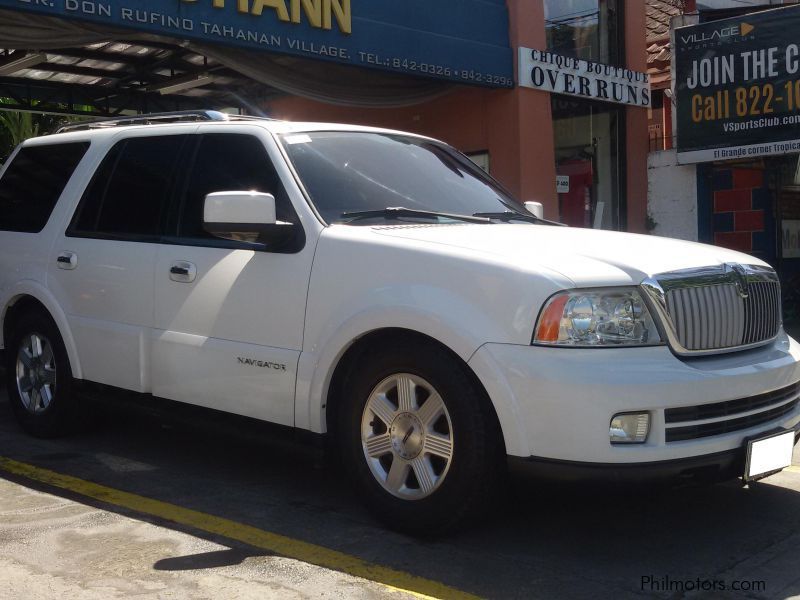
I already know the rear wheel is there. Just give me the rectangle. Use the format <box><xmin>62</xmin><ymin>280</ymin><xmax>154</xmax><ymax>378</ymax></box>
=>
<box><xmin>6</xmin><ymin>310</ymin><xmax>79</xmax><ymax>438</ymax></box>
<box><xmin>339</xmin><ymin>340</ymin><xmax>502</xmax><ymax>535</ymax></box>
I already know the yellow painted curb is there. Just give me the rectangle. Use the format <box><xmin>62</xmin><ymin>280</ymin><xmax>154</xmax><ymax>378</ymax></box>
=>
<box><xmin>785</xmin><ymin>465</ymin><xmax>800</xmax><ymax>474</ymax></box>
<box><xmin>0</xmin><ymin>456</ymin><xmax>479</xmax><ymax>600</ymax></box>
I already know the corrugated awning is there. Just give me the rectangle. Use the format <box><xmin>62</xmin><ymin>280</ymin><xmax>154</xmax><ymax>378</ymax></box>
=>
<box><xmin>0</xmin><ymin>9</ymin><xmax>453</xmax><ymax>116</ymax></box>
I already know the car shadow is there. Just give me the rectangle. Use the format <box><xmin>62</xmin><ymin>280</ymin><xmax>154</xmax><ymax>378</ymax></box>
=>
<box><xmin>1</xmin><ymin>388</ymin><xmax>799</xmax><ymax>599</ymax></box>
<box><xmin>153</xmin><ymin>548</ymin><xmax>260</xmax><ymax>571</ymax></box>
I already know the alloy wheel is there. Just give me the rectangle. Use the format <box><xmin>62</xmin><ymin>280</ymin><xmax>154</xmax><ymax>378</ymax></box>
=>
<box><xmin>360</xmin><ymin>373</ymin><xmax>454</xmax><ymax>500</ymax></box>
<box><xmin>16</xmin><ymin>332</ymin><xmax>57</xmax><ymax>414</ymax></box>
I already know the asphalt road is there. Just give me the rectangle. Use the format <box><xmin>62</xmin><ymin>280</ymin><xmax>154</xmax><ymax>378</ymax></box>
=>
<box><xmin>1</xmin><ymin>383</ymin><xmax>799</xmax><ymax>600</ymax></box>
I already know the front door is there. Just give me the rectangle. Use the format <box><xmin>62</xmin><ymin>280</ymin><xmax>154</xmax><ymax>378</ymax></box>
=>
<box><xmin>152</xmin><ymin>130</ymin><xmax>314</xmax><ymax>425</ymax></box>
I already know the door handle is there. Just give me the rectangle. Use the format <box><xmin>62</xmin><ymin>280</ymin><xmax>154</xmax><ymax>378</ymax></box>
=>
<box><xmin>56</xmin><ymin>252</ymin><xmax>77</xmax><ymax>270</ymax></box>
<box><xmin>169</xmin><ymin>261</ymin><xmax>196</xmax><ymax>283</ymax></box>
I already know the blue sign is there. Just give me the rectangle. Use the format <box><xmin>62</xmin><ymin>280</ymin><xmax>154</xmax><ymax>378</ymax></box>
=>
<box><xmin>1</xmin><ymin>0</ymin><xmax>513</xmax><ymax>87</ymax></box>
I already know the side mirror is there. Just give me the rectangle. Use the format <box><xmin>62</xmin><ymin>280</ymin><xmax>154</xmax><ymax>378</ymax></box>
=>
<box><xmin>524</xmin><ymin>201</ymin><xmax>544</xmax><ymax>220</ymax></box>
<box><xmin>204</xmin><ymin>191</ymin><xmax>279</xmax><ymax>243</ymax></box>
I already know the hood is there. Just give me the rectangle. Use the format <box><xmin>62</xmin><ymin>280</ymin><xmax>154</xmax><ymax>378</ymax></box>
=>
<box><xmin>367</xmin><ymin>223</ymin><xmax>767</xmax><ymax>287</ymax></box>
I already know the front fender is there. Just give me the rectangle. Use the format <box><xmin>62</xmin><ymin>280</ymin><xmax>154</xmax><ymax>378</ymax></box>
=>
<box><xmin>295</xmin><ymin>286</ymin><xmax>521</xmax><ymax>454</ymax></box>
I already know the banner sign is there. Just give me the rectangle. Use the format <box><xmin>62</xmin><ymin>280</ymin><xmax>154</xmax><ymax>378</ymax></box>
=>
<box><xmin>0</xmin><ymin>0</ymin><xmax>513</xmax><ymax>87</ymax></box>
<box><xmin>676</xmin><ymin>5</ymin><xmax>800</xmax><ymax>163</ymax></box>
<box><xmin>518</xmin><ymin>47</ymin><xmax>651</xmax><ymax>108</ymax></box>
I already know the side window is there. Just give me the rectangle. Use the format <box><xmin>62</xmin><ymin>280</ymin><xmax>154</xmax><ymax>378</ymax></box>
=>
<box><xmin>174</xmin><ymin>134</ymin><xmax>297</xmax><ymax>240</ymax></box>
<box><xmin>70</xmin><ymin>135</ymin><xmax>187</xmax><ymax>239</ymax></box>
<box><xmin>0</xmin><ymin>142</ymin><xmax>89</xmax><ymax>233</ymax></box>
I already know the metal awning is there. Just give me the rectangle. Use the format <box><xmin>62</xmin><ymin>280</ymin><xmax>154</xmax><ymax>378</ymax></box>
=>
<box><xmin>0</xmin><ymin>41</ymin><xmax>274</xmax><ymax>117</ymax></box>
<box><xmin>0</xmin><ymin>0</ymin><xmax>513</xmax><ymax>116</ymax></box>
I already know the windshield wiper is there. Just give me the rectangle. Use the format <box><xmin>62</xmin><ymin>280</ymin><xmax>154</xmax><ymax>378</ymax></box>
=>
<box><xmin>473</xmin><ymin>211</ymin><xmax>565</xmax><ymax>226</ymax></box>
<box><xmin>341</xmin><ymin>207</ymin><xmax>491</xmax><ymax>224</ymax></box>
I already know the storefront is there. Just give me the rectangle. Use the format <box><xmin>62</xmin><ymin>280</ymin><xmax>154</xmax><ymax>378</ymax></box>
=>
<box><xmin>674</xmin><ymin>3</ymin><xmax>800</xmax><ymax>313</ymax></box>
<box><xmin>0</xmin><ymin>0</ymin><xmax>650</xmax><ymax>231</ymax></box>
<box><xmin>543</xmin><ymin>0</ymin><xmax>629</xmax><ymax>230</ymax></box>
<box><xmin>263</xmin><ymin>0</ymin><xmax>651</xmax><ymax>231</ymax></box>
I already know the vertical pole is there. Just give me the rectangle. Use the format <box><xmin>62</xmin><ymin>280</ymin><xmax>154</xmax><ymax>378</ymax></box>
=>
<box><xmin>487</xmin><ymin>0</ymin><xmax>558</xmax><ymax>218</ymax></box>
<box><xmin>625</xmin><ymin>0</ymin><xmax>649</xmax><ymax>232</ymax></box>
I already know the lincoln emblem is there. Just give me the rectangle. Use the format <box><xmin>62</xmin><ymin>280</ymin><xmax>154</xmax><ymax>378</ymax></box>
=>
<box><xmin>727</xmin><ymin>263</ymin><xmax>750</xmax><ymax>299</ymax></box>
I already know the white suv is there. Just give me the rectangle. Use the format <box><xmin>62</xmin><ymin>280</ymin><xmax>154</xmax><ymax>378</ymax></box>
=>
<box><xmin>1</xmin><ymin>111</ymin><xmax>798</xmax><ymax>534</ymax></box>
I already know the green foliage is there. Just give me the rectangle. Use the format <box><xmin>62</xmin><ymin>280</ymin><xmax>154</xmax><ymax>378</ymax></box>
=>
<box><xmin>0</xmin><ymin>111</ymin><xmax>40</xmax><ymax>157</ymax></box>
<box><xmin>0</xmin><ymin>108</ymin><xmax>87</xmax><ymax>163</ymax></box>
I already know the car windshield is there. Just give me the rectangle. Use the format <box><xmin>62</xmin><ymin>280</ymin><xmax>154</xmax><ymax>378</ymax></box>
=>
<box><xmin>279</xmin><ymin>131</ymin><xmax>523</xmax><ymax>224</ymax></box>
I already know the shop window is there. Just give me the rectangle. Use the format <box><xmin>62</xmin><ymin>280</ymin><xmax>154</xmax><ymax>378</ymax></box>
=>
<box><xmin>552</xmin><ymin>97</ymin><xmax>623</xmax><ymax>230</ymax></box>
<box><xmin>544</xmin><ymin>0</ymin><xmax>622</xmax><ymax>65</ymax></box>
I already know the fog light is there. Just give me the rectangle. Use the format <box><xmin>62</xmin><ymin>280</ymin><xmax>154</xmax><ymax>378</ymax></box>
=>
<box><xmin>610</xmin><ymin>412</ymin><xmax>650</xmax><ymax>444</ymax></box>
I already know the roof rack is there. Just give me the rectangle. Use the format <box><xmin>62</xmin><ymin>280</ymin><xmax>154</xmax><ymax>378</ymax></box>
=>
<box><xmin>56</xmin><ymin>110</ymin><xmax>276</xmax><ymax>134</ymax></box>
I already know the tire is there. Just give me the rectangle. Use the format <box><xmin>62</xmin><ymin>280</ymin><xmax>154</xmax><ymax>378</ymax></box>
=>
<box><xmin>338</xmin><ymin>339</ymin><xmax>503</xmax><ymax>535</ymax></box>
<box><xmin>5</xmin><ymin>309</ymin><xmax>80</xmax><ymax>438</ymax></box>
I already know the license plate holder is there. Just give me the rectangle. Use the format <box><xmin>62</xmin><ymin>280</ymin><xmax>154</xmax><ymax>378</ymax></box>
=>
<box><xmin>744</xmin><ymin>429</ymin><xmax>795</xmax><ymax>482</ymax></box>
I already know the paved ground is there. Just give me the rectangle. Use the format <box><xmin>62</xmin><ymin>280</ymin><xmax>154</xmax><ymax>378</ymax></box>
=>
<box><xmin>1</xmin><ymin>382</ymin><xmax>799</xmax><ymax>600</ymax></box>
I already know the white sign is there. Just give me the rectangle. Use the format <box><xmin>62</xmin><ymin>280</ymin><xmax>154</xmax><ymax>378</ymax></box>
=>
<box><xmin>556</xmin><ymin>175</ymin><xmax>570</xmax><ymax>194</ymax></box>
<box><xmin>678</xmin><ymin>139</ymin><xmax>800</xmax><ymax>165</ymax></box>
<box><xmin>784</xmin><ymin>220</ymin><xmax>800</xmax><ymax>258</ymax></box>
<box><xmin>518</xmin><ymin>47</ymin><xmax>651</xmax><ymax>108</ymax></box>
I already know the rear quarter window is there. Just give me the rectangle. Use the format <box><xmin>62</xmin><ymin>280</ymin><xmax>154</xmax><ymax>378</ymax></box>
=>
<box><xmin>0</xmin><ymin>142</ymin><xmax>89</xmax><ymax>233</ymax></box>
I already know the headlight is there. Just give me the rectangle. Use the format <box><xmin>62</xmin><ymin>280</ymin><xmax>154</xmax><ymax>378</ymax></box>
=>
<box><xmin>533</xmin><ymin>288</ymin><xmax>662</xmax><ymax>347</ymax></box>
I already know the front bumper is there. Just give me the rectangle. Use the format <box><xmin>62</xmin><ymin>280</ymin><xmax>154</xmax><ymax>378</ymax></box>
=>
<box><xmin>508</xmin><ymin>426</ymin><xmax>800</xmax><ymax>484</ymax></box>
<box><xmin>468</xmin><ymin>332</ymin><xmax>800</xmax><ymax>464</ymax></box>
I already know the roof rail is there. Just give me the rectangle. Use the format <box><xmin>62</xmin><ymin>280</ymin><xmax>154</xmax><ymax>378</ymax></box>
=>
<box><xmin>55</xmin><ymin>110</ymin><xmax>275</xmax><ymax>134</ymax></box>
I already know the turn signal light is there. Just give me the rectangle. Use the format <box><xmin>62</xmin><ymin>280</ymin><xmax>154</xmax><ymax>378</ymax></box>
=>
<box><xmin>534</xmin><ymin>294</ymin><xmax>569</xmax><ymax>343</ymax></box>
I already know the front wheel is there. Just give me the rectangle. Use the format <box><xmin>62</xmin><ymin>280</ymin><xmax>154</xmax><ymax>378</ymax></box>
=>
<box><xmin>339</xmin><ymin>341</ymin><xmax>503</xmax><ymax>535</ymax></box>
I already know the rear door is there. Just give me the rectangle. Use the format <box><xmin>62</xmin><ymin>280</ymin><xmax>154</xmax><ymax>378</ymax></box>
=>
<box><xmin>151</xmin><ymin>129</ymin><xmax>313</xmax><ymax>425</ymax></box>
<box><xmin>48</xmin><ymin>134</ymin><xmax>189</xmax><ymax>392</ymax></box>
<box><xmin>0</xmin><ymin>141</ymin><xmax>89</xmax><ymax>295</ymax></box>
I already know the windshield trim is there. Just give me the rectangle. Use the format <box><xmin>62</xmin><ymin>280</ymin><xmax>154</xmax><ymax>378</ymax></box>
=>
<box><xmin>276</xmin><ymin>130</ymin><xmax>526</xmax><ymax>227</ymax></box>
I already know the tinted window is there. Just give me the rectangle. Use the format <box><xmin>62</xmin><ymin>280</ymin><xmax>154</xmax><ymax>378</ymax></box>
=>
<box><xmin>173</xmin><ymin>134</ymin><xmax>295</xmax><ymax>240</ymax></box>
<box><xmin>0</xmin><ymin>142</ymin><xmax>89</xmax><ymax>233</ymax></box>
<box><xmin>280</xmin><ymin>132</ymin><xmax>519</xmax><ymax>225</ymax></box>
<box><xmin>71</xmin><ymin>135</ymin><xmax>187</xmax><ymax>238</ymax></box>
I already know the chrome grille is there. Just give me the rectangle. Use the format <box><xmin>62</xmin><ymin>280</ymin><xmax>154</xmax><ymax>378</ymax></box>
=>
<box><xmin>665</xmin><ymin>284</ymin><xmax>744</xmax><ymax>350</ymax></box>
<box><xmin>742</xmin><ymin>281</ymin><xmax>782</xmax><ymax>345</ymax></box>
<box><xmin>642</xmin><ymin>264</ymin><xmax>782</xmax><ymax>355</ymax></box>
